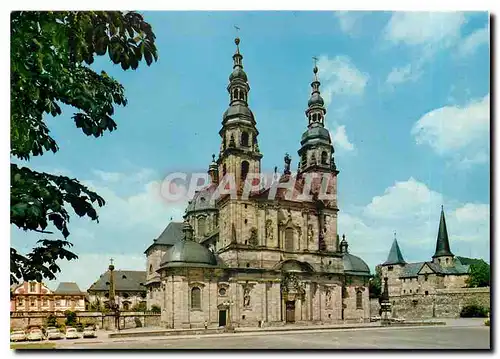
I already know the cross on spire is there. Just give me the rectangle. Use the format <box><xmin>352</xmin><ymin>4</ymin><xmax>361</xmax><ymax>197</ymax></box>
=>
<box><xmin>312</xmin><ymin>56</ymin><xmax>318</xmax><ymax>67</ymax></box>
<box><xmin>110</xmin><ymin>258</ymin><xmax>114</xmax><ymax>265</ymax></box>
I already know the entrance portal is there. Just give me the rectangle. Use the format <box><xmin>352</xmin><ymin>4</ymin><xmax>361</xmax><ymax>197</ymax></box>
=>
<box><xmin>286</xmin><ymin>301</ymin><xmax>295</xmax><ymax>323</ymax></box>
<box><xmin>218</xmin><ymin>310</ymin><xmax>227</xmax><ymax>327</ymax></box>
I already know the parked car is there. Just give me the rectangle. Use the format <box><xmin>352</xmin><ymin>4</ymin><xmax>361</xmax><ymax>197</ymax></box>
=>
<box><xmin>46</xmin><ymin>328</ymin><xmax>64</xmax><ymax>340</ymax></box>
<box><xmin>10</xmin><ymin>330</ymin><xmax>27</xmax><ymax>342</ymax></box>
<box><xmin>27</xmin><ymin>328</ymin><xmax>44</xmax><ymax>341</ymax></box>
<box><xmin>82</xmin><ymin>326</ymin><xmax>97</xmax><ymax>338</ymax></box>
<box><xmin>65</xmin><ymin>327</ymin><xmax>80</xmax><ymax>339</ymax></box>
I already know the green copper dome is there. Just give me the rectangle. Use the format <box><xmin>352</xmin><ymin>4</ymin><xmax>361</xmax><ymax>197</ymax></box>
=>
<box><xmin>159</xmin><ymin>239</ymin><xmax>218</xmax><ymax>268</ymax></box>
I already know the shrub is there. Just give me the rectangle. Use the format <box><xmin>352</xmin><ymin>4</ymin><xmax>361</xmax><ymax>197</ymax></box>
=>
<box><xmin>75</xmin><ymin>322</ymin><xmax>84</xmax><ymax>332</ymax></box>
<box><xmin>151</xmin><ymin>305</ymin><xmax>161</xmax><ymax>313</ymax></box>
<box><xmin>485</xmin><ymin>319</ymin><xmax>490</xmax><ymax>326</ymax></box>
<box><xmin>46</xmin><ymin>314</ymin><xmax>57</xmax><ymax>327</ymax></box>
<box><xmin>460</xmin><ymin>305</ymin><xmax>488</xmax><ymax>318</ymax></box>
<box><xmin>64</xmin><ymin>310</ymin><xmax>78</xmax><ymax>327</ymax></box>
<box><xmin>134</xmin><ymin>317</ymin><xmax>142</xmax><ymax>328</ymax></box>
<box><xmin>131</xmin><ymin>301</ymin><xmax>147</xmax><ymax>312</ymax></box>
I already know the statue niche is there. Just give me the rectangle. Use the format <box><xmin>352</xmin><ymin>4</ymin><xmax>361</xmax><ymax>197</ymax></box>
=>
<box><xmin>265</xmin><ymin>220</ymin><xmax>273</xmax><ymax>241</ymax></box>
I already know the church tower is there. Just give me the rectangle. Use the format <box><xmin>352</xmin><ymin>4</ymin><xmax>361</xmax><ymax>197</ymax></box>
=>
<box><xmin>432</xmin><ymin>206</ymin><xmax>455</xmax><ymax>267</ymax></box>
<box><xmin>297</xmin><ymin>64</ymin><xmax>338</xmax><ymax>175</ymax></box>
<box><xmin>218</xmin><ymin>37</ymin><xmax>262</xmax><ymax>191</ymax></box>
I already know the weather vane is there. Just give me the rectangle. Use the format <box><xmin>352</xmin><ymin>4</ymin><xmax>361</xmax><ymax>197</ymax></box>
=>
<box><xmin>312</xmin><ymin>56</ymin><xmax>318</xmax><ymax>67</ymax></box>
<box><xmin>234</xmin><ymin>25</ymin><xmax>240</xmax><ymax>34</ymax></box>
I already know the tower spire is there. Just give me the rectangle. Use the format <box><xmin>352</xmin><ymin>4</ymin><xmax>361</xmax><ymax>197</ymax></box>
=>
<box><xmin>383</xmin><ymin>234</ymin><xmax>406</xmax><ymax>265</ymax></box>
<box><xmin>297</xmin><ymin>61</ymin><xmax>336</xmax><ymax>174</ymax></box>
<box><xmin>433</xmin><ymin>206</ymin><xmax>454</xmax><ymax>258</ymax></box>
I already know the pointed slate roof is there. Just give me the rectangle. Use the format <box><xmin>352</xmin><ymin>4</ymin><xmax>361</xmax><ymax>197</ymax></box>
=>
<box><xmin>433</xmin><ymin>206</ymin><xmax>454</xmax><ymax>258</ymax></box>
<box><xmin>382</xmin><ymin>238</ymin><xmax>406</xmax><ymax>266</ymax></box>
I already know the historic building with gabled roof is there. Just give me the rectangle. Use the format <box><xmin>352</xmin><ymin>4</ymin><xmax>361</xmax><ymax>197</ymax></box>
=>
<box><xmin>380</xmin><ymin>206</ymin><xmax>471</xmax><ymax>299</ymax></box>
<box><xmin>144</xmin><ymin>37</ymin><xmax>372</xmax><ymax>329</ymax></box>
<box><xmin>87</xmin><ymin>267</ymin><xmax>147</xmax><ymax>311</ymax></box>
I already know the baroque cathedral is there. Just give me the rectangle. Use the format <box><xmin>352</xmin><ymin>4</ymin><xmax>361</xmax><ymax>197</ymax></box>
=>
<box><xmin>144</xmin><ymin>37</ymin><xmax>371</xmax><ymax>328</ymax></box>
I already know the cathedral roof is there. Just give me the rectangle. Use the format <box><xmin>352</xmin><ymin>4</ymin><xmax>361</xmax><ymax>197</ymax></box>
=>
<box><xmin>222</xmin><ymin>104</ymin><xmax>255</xmax><ymax>122</ymax></box>
<box><xmin>343</xmin><ymin>253</ymin><xmax>371</xmax><ymax>275</ymax></box>
<box><xmin>159</xmin><ymin>239</ymin><xmax>219</xmax><ymax>268</ymax></box>
<box><xmin>186</xmin><ymin>184</ymin><xmax>217</xmax><ymax>213</ymax></box>
<box><xmin>144</xmin><ymin>222</ymin><xmax>183</xmax><ymax>254</ymax></box>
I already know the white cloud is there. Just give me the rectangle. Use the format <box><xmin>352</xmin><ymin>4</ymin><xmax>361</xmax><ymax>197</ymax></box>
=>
<box><xmin>338</xmin><ymin>178</ymin><xmax>489</xmax><ymax>270</ymax></box>
<box><xmin>457</xmin><ymin>26</ymin><xmax>489</xmax><ymax>57</ymax></box>
<box><xmin>386</xmin><ymin>62</ymin><xmax>423</xmax><ymax>85</ymax></box>
<box><xmin>330</xmin><ymin>125</ymin><xmax>355</xmax><ymax>152</ymax></box>
<box><xmin>364</xmin><ymin>177</ymin><xmax>443</xmax><ymax>220</ymax></box>
<box><xmin>384</xmin><ymin>12</ymin><xmax>466</xmax><ymax>48</ymax></box>
<box><xmin>411</xmin><ymin>94</ymin><xmax>490</xmax><ymax>164</ymax></box>
<box><xmin>335</xmin><ymin>11</ymin><xmax>363</xmax><ymax>35</ymax></box>
<box><xmin>317</xmin><ymin>55</ymin><xmax>369</xmax><ymax>107</ymax></box>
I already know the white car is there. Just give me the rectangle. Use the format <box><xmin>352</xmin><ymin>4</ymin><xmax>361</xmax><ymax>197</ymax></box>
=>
<box><xmin>46</xmin><ymin>328</ymin><xmax>64</xmax><ymax>340</ymax></box>
<box><xmin>10</xmin><ymin>330</ymin><xmax>26</xmax><ymax>342</ymax></box>
<box><xmin>83</xmin><ymin>326</ymin><xmax>97</xmax><ymax>338</ymax></box>
<box><xmin>27</xmin><ymin>328</ymin><xmax>44</xmax><ymax>341</ymax></box>
<box><xmin>65</xmin><ymin>327</ymin><xmax>80</xmax><ymax>339</ymax></box>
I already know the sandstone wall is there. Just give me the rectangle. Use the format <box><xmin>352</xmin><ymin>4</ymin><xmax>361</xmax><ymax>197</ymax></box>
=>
<box><xmin>370</xmin><ymin>287</ymin><xmax>490</xmax><ymax>319</ymax></box>
<box><xmin>10</xmin><ymin>311</ymin><xmax>160</xmax><ymax>330</ymax></box>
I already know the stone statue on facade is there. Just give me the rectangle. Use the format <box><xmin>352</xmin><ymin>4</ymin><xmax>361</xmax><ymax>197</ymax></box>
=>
<box><xmin>266</xmin><ymin>220</ymin><xmax>273</xmax><ymax>241</ymax></box>
<box><xmin>307</xmin><ymin>224</ymin><xmax>314</xmax><ymax>242</ymax></box>
<box><xmin>243</xmin><ymin>287</ymin><xmax>251</xmax><ymax>308</ymax></box>
<box><xmin>284</xmin><ymin>153</ymin><xmax>291</xmax><ymax>175</ymax></box>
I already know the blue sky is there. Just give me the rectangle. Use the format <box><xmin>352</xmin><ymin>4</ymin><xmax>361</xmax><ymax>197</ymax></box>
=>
<box><xmin>11</xmin><ymin>11</ymin><xmax>490</xmax><ymax>290</ymax></box>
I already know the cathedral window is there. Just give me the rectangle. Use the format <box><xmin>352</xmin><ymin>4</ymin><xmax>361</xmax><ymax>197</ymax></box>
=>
<box><xmin>191</xmin><ymin>287</ymin><xmax>201</xmax><ymax>310</ymax></box>
<box><xmin>241</xmin><ymin>161</ymin><xmax>249</xmax><ymax>181</ymax></box>
<box><xmin>285</xmin><ymin>228</ymin><xmax>294</xmax><ymax>252</ymax></box>
<box><xmin>321</xmin><ymin>151</ymin><xmax>328</xmax><ymax>165</ymax></box>
<box><xmin>223</xmin><ymin>164</ymin><xmax>227</xmax><ymax>176</ymax></box>
<box><xmin>149</xmin><ymin>264</ymin><xmax>153</xmax><ymax>274</ymax></box>
<box><xmin>29</xmin><ymin>282</ymin><xmax>36</xmax><ymax>293</ymax></box>
<box><xmin>123</xmin><ymin>302</ymin><xmax>129</xmax><ymax>311</ymax></box>
<box><xmin>301</xmin><ymin>153</ymin><xmax>307</xmax><ymax>168</ymax></box>
<box><xmin>219</xmin><ymin>288</ymin><xmax>226</xmax><ymax>296</ymax></box>
<box><xmin>356</xmin><ymin>291</ymin><xmax>363</xmax><ymax>309</ymax></box>
<box><xmin>241</xmin><ymin>131</ymin><xmax>249</xmax><ymax>147</ymax></box>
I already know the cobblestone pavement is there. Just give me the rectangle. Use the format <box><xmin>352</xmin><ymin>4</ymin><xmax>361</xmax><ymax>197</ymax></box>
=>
<box><xmin>58</xmin><ymin>325</ymin><xmax>490</xmax><ymax>349</ymax></box>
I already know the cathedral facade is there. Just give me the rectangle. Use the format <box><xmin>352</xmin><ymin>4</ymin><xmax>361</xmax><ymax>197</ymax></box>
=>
<box><xmin>144</xmin><ymin>38</ymin><xmax>371</xmax><ymax>329</ymax></box>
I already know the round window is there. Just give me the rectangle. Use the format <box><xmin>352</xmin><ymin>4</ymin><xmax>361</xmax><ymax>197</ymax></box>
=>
<box><xmin>219</xmin><ymin>288</ymin><xmax>226</xmax><ymax>296</ymax></box>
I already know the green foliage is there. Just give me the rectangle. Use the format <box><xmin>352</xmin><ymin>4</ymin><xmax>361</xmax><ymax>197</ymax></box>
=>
<box><xmin>460</xmin><ymin>305</ymin><xmax>489</xmax><ymax>318</ymax></box>
<box><xmin>131</xmin><ymin>301</ymin><xmax>147</xmax><ymax>312</ymax></box>
<box><xmin>10</xmin><ymin>11</ymin><xmax>157</xmax><ymax>284</ymax></box>
<box><xmin>485</xmin><ymin>319</ymin><xmax>490</xmax><ymax>326</ymax></box>
<box><xmin>134</xmin><ymin>317</ymin><xmax>143</xmax><ymax>328</ymax></box>
<box><xmin>46</xmin><ymin>314</ymin><xmax>57</xmax><ymax>327</ymax></box>
<box><xmin>64</xmin><ymin>310</ymin><xmax>77</xmax><ymax>327</ymax></box>
<box><xmin>369</xmin><ymin>265</ymin><xmax>382</xmax><ymax>298</ymax></box>
<box><xmin>150</xmin><ymin>305</ymin><xmax>161</xmax><ymax>313</ymax></box>
<box><xmin>466</xmin><ymin>261</ymin><xmax>490</xmax><ymax>288</ymax></box>
<box><xmin>75</xmin><ymin>322</ymin><xmax>84</xmax><ymax>332</ymax></box>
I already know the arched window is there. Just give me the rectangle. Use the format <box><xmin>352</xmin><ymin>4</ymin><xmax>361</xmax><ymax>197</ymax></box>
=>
<box><xmin>191</xmin><ymin>287</ymin><xmax>201</xmax><ymax>310</ymax></box>
<box><xmin>301</xmin><ymin>153</ymin><xmax>307</xmax><ymax>168</ymax></box>
<box><xmin>149</xmin><ymin>264</ymin><xmax>153</xmax><ymax>274</ymax></box>
<box><xmin>241</xmin><ymin>131</ymin><xmax>249</xmax><ymax>147</ymax></box>
<box><xmin>321</xmin><ymin>151</ymin><xmax>328</xmax><ymax>165</ymax></box>
<box><xmin>198</xmin><ymin>217</ymin><xmax>206</xmax><ymax>236</ymax></box>
<box><xmin>123</xmin><ymin>302</ymin><xmax>129</xmax><ymax>311</ymax></box>
<box><xmin>356</xmin><ymin>291</ymin><xmax>363</xmax><ymax>309</ymax></box>
<box><xmin>223</xmin><ymin>164</ymin><xmax>227</xmax><ymax>176</ymax></box>
<box><xmin>241</xmin><ymin>161</ymin><xmax>249</xmax><ymax>181</ymax></box>
<box><xmin>239</xmin><ymin>90</ymin><xmax>245</xmax><ymax>100</ymax></box>
<box><xmin>285</xmin><ymin>228</ymin><xmax>294</xmax><ymax>252</ymax></box>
